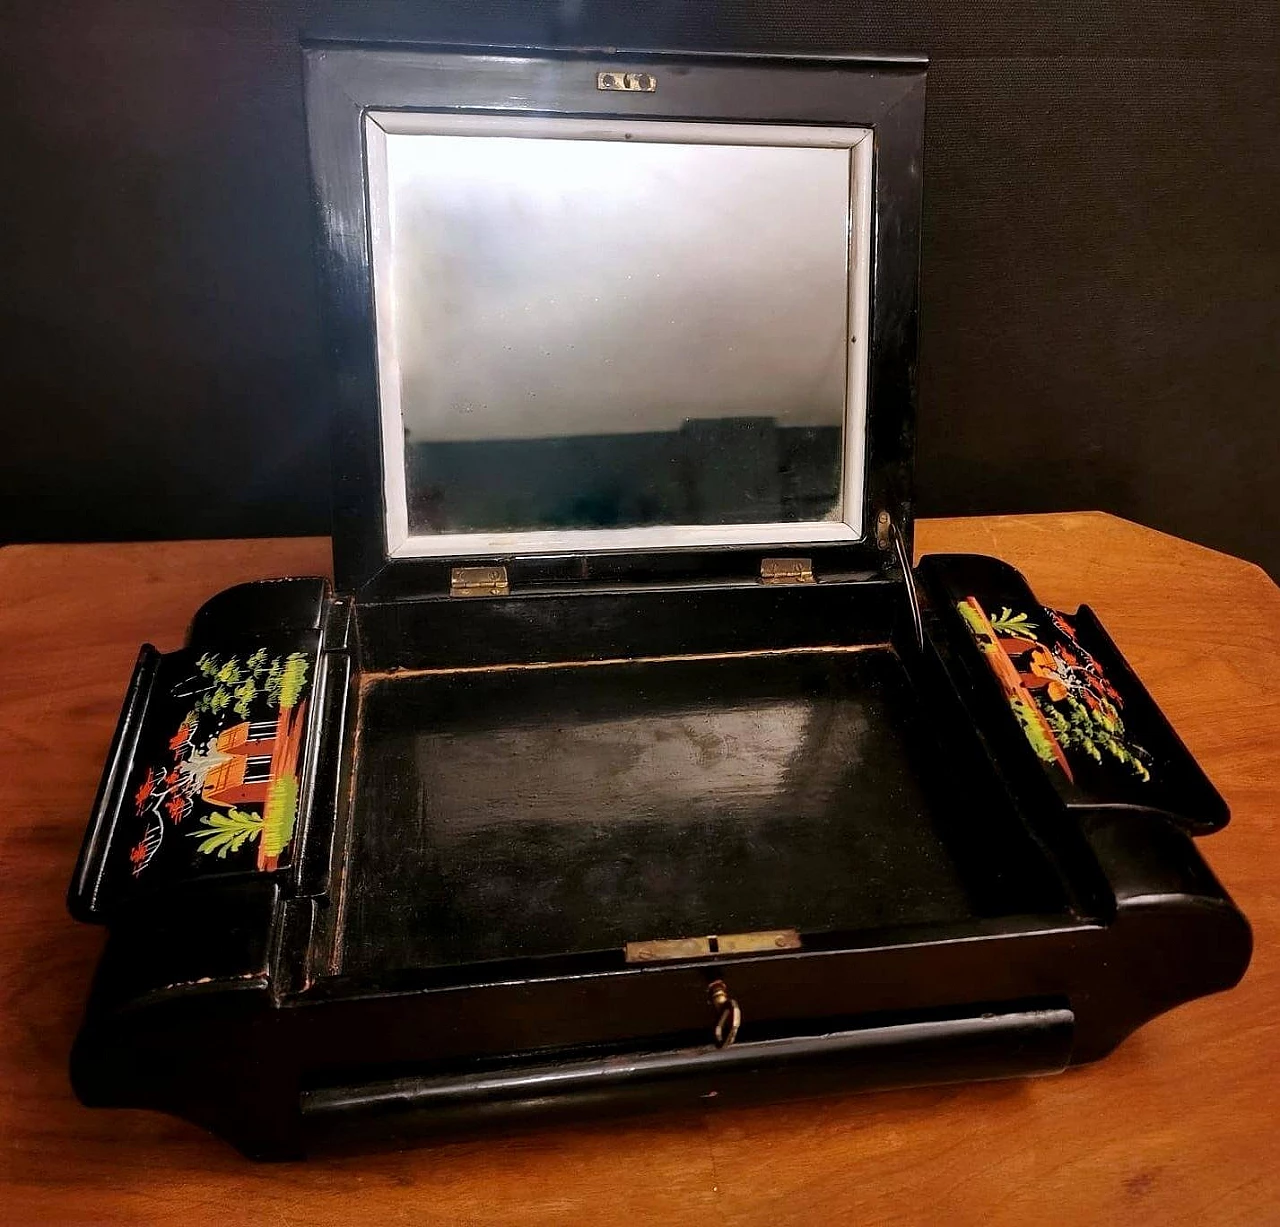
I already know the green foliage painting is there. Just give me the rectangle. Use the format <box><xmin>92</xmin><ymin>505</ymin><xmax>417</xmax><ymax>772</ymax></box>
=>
<box><xmin>1010</xmin><ymin>696</ymin><xmax>1062</xmax><ymax>766</ymax></box>
<box><xmin>261</xmin><ymin>774</ymin><xmax>299</xmax><ymax>862</ymax></box>
<box><xmin>181</xmin><ymin>650</ymin><xmax>310</xmax><ymax>721</ymax></box>
<box><xmin>1042</xmin><ymin>694</ymin><xmax>1151</xmax><ymax>781</ymax></box>
<box><xmin>988</xmin><ymin>607</ymin><xmax>1039</xmax><ymax>640</ymax></box>
<box><xmin>187</xmin><ymin>807</ymin><xmax>265</xmax><ymax>858</ymax></box>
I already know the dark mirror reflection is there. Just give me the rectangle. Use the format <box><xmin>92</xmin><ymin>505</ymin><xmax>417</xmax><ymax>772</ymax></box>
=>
<box><xmin>381</xmin><ymin>130</ymin><xmax>854</xmax><ymax>534</ymax></box>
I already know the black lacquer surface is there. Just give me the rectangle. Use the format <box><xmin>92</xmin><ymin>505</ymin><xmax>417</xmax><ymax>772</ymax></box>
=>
<box><xmin>341</xmin><ymin>649</ymin><xmax>1060</xmax><ymax>975</ymax></box>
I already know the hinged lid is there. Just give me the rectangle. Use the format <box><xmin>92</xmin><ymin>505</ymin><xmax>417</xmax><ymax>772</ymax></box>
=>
<box><xmin>304</xmin><ymin>43</ymin><xmax>926</xmax><ymax>600</ymax></box>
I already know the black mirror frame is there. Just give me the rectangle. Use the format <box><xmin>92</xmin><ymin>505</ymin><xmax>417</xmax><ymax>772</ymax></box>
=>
<box><xmin>303</xmin><ymin>42</ymin><xmax>927</xmax><ymax>602</ymax></box>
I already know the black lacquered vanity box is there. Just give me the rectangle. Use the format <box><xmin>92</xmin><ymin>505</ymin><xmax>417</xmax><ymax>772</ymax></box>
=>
<box><xmin>68</xmin><ymin>43</ymin><xmax>1250</xmax><ymax>1159</ymax></box>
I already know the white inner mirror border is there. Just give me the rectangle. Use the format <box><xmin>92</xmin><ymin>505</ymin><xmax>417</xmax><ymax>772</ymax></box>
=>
<box><xmin>365</xmin><ymin>110</ymin><xmax>875</xmax><ymax>560</ymax></box>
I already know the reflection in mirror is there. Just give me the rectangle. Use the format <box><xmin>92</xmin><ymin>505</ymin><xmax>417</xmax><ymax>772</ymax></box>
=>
<box><xmin>367</xmin><ymin>115</ymin><xmax>869</xmax><ymax>550</ymax></box>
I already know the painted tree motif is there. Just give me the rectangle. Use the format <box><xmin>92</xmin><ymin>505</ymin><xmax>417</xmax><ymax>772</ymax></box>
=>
<box><xmin>989</xmin><ymin>607</ymin><xmax>1039</xmax><ymax>640</ymax></box>
<box><xmin>173</xmin><ymin>651</ymin><xmax>310</xmax><ymax>722</ymax></box>
<box><xmin>187</xmin><ymin>808</ymin><xmax>265</xmax><ymax>858</ymax></box>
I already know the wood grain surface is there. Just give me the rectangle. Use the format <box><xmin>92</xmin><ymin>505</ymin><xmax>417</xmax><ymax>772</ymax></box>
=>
<box><xmin>1</xmin><ymin>513</ymin><xmax>1276</xmax><ymax>1225</ymax></box>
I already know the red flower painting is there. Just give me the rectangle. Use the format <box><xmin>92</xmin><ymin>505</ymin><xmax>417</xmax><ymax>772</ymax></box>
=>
<box><xmin>133</xmin><ymin>768</ymin><xmax>157</xmax><ymax>814</ymax></box>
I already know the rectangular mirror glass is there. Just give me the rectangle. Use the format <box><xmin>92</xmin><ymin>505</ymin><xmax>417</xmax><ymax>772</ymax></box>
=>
<box><xmin>366</xmin><ymin>113</ymin><xmax>872</xmax><ymax>557</ymax></box>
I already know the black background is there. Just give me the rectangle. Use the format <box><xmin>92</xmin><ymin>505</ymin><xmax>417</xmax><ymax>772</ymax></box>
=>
<box><xmin>2</xmin><ymin>2</ymin><xmax>1277</xmax><ymax>575</ymax></box>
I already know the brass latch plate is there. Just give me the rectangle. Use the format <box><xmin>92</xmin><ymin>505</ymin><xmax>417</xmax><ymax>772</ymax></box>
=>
<box><xmin>760</xmin><ymin>558</ymin><xmax>814</xmax><ymax>586</ymax></box>
<box><xmin>624</xmin><ymin>928</ymin><xmax>801</xmax><ymax>963</ymax></box>
<box><xmin>449</xmin><ymin>565</ymin><xmax>509</xmax><ymax>598</ymax></box>
<box><xmin>597</xmin><ymin>70</ymin><xmax>656</xmax><ymax>92</ymax></box>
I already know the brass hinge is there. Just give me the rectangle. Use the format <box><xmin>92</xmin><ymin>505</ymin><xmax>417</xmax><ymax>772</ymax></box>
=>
<box><xmin>624</xmin><ymin>928</ymin><xmax>801</xmax><ymax>963</ymax></box>
<box><xmin>760</xmin><ymin>557</ymin><xmax>814</xmax><ymax>586</ymax></box>
<box><xmin>875</xmin><ymin>509</ymin><xmax>894</xmax><ymax>551</ymax></box>
<box><xmin>449</xmin><ymin>565</ymin><xmax>509</xmax><ymax>598</ymax></box>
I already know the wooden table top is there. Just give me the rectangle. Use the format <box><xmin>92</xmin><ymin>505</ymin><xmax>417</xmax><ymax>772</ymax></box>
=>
<box><xmin>2</xmin><ymin>512</ymin><xmax>1277</xmax><ymax>1225</ymax></box>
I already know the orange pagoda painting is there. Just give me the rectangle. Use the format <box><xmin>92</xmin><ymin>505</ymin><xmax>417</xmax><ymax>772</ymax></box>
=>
<box><xmin>957</xmin><ymin>597</ymin><xmax>1151</xmax><ymax>784</ymax></box>
<box><xmin>124</xmin><ymin>647</ymin><xmax>312</xmax><ymax>879</ymax></box>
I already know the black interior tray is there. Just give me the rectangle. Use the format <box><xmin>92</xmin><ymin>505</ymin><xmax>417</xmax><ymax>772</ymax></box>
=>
<box><xmin>335</xmin><ymin>645</ymin><xmax>1068</xmax><ymax>977</ymax></box>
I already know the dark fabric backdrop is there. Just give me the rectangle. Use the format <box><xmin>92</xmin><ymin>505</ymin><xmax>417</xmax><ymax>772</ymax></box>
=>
<box><xmin>2</xmin><ymin>2</ymin><xmax>1277</xmax><ymax>575</ymax></box>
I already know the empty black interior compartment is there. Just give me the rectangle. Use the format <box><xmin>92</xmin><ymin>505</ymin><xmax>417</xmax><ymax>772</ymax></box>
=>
<box><xmin>335</xmin><ymin>633</ymin><xmax>1069</xmax><ymax>980</ymax></box>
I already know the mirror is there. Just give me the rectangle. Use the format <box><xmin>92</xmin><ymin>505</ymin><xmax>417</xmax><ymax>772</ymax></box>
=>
<box><xmin>366</xmin><ymin>114</ymin><xmax>872</xmax><ymax>556</ymax></box>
